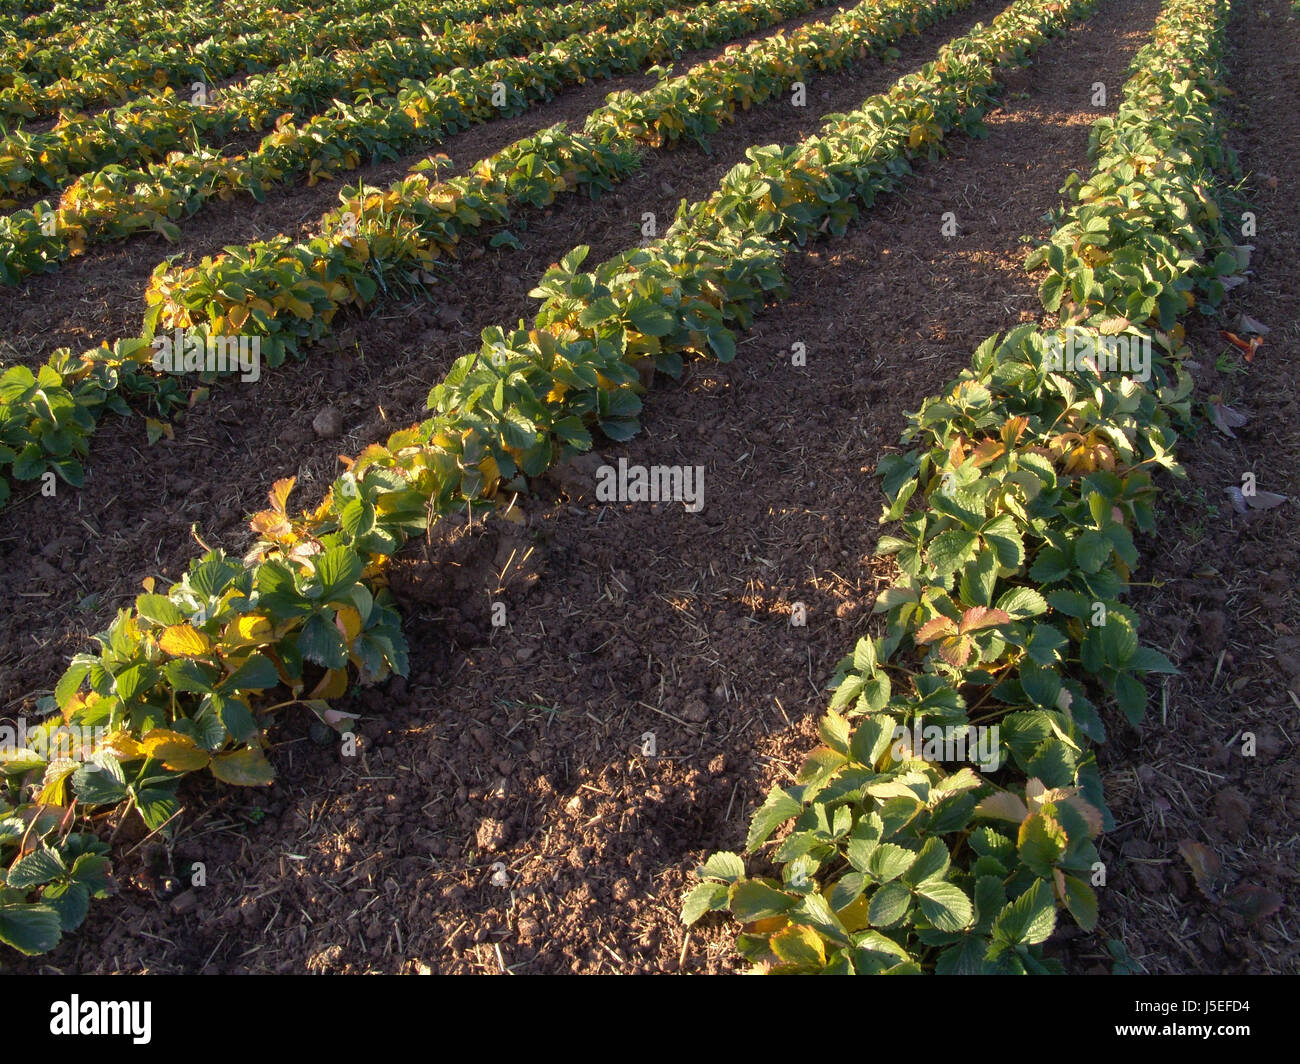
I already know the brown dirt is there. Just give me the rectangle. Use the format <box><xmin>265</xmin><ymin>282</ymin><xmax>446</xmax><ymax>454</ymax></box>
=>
<box><xmin>1</xmin><ymin>0</ymin><xmax>1194</xmax><ymax>975</ymax></box>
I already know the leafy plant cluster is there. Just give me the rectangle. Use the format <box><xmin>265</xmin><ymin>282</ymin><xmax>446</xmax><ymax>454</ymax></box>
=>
<box><xmin>683</xmin><ymin>0</ymin><xmax>1236</xmax><ymax>973</ymax></box>
<box><xmin>0</xmin><ymin>0</ymin><xmax>235</xmax><ymax>46</ymax></box>
<box><xmin>148</xmin><ymin>0</ymin><xmax>974</xmax><ymax>358</ymax></box>
<box><xmin>0</xmin><ymin>0</ymin><xmax>800</xmax><ymax>280</ymax></box>
<box><xmin>1</xmin><ymin>0</ymin><xmax>1098</xmax><ymax>956</ymax></box>
<box><xmin>0</xmin><ymin>0</ymin><xmax>436</xmax><ymax>117</ymax></box>
<box><xmin>0</xmin><ymin>0</ymin><xmax>955</xmax><ymax>500</ymax></box>
<box><xmin>0</xmin><ymin>0</ymin><xmax>680</xmax><ymax>202</ymax></box>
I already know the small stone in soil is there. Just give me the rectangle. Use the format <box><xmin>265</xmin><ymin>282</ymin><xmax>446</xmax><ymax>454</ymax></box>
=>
<box><xmin>312</xmin><ymin>406</ymin><xmax>344</xmax><ymax>438</ymax></box>
<box><xmin>476</xmin><ymin>817</ymin><xmax>507</xmax><ymax>851</ymax></box>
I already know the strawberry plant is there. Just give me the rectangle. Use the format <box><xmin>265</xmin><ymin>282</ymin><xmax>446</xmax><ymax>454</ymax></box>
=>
<box><xmin>684</xmin><ymin>0</ymin><xmax>1236</xmax><ymax>973</ymax></box>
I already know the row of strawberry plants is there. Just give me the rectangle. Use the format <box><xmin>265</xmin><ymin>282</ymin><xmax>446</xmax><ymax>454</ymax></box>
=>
<box><xmin>1</xmin><ymin>0</ymin><xmax>311</xmax><ymax>69</ymax></box>
<box><xmin>0</xmin><ymin>0</ymin><xmax>1098</xmax><ymax>957</ymax></box>
<box><xmin>0</xmin><ymin>0</ymin><xmax>538</xmax><ymax>121</ymax></box>
<box><xmin>0</xmin><ymin>0</ymin><xmax>713</xmax><ymax>261</ymax></box>
<box><xmin>144</xmin><ymin>0</ymin><xmax>975</xmax><ymax>363</ymax></box>
<box><xmin>0</xmin><ymin>0</ymin><xmax>403</xmax><ymax>84</ymax></box>
<box><xmin>0</xmin><ymin>0</ymin><xmax>854</xmax><ymax>497</ymax></box>
<box><xmin>0</xmin><ymin>0</ymin><xmax>688</xmax><ymax>182</ymax></box>
<box><xmin>0</xmin><ymin>0</ymin><xmax>127</xmax><ymax>38</ymax></box>
<box><xmin>684</xmin><ymin>0</ymin><xmax>1238</xmax><ymax>973</ymax></box>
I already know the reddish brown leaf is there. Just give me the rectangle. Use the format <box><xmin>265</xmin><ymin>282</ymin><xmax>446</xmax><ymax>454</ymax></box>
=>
<box><xmin>937</xmin><ymin>634</ymin><xmax>972</xmax><ymax>667</ymax></box>
<box><xmin>915</xmin><ymin>616</ymin><xmax>958</xmax><ymax>644</ymax></box>
<box><xmin>1222</xmin><ymin>885</ymin><xmax>1283</xmax><ymax>924</ymax></box>
<box><xmin>959</xmin><ymin>606</ymin><xmax>1012</xmax><ymax>634</ymax></box>
<box><xmin>1177</xmin><ymin>839</ymin><xmax>1223</xmax><ymax>898</ymax></box>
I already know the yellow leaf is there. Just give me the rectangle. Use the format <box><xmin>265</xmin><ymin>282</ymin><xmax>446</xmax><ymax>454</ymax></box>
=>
<box><xmin>496</xmin><ymin>497</ymin><xmax>526</xmax><ymax>525</ymax></box>
<box><xmin>102</xmin><ymin>730</ymin><xmax>143</xmax><ymax>761</ymax></box>
<box><xmin>158</xmin><ymin>624</ymin><xmax>212</xmax><ymax>657</ymax></box>
<box><xmin>334</xmin><ymin>606</ymin><xmax>362</xmax><ymax>643</ymax></box>
<box><xmin>835</xmin><ymin>892</ymin><xmax>873</xmax><ymax>932</ymax></box>
<box><xmin>265</xmin><ymin>477</ymin><xmax>294</xmax><ymax>513</ymax></box>
<box><xmin>225</xmin><ymin>614</ymin><xmax>273</xmax><ymax>646</ymax></box>
<box><xmin>283</xmin><ymin>295</ymin><xmax>315</xmax><ymax>319</ymax></box>
<box><xmin>210</xmin><ymin>747</ymin><xmax>275</xmax><ymax>786</ymax></box>
<box><xmin>770</xmin><ymin>923</ymin><xmax>827</xmax><ymax>968</ymax></box>
<box><xmin>141</xmin><ymin>729</ymin><xmax>210</xmax><ymax>772</ymax></box>
<box><xmin>743</xmin><ymin>915</ymin><xmax>790</xmax><ymax>936</ymax></box>
<box><xmin>38</xmin><ymin>760</ymin><xmax>78</xmax><ymax>806</ymax></box>
<box><xmin>309</xmin><ymin>668</ymin><xmax>349</xmax><ymax>700</ymax></box>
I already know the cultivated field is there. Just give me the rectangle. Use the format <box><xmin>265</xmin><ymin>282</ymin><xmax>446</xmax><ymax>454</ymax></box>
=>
<box><xmin>0</xmin><ymin>0</ymin><xmax>1295</xmax><ymax>975</ymax></box>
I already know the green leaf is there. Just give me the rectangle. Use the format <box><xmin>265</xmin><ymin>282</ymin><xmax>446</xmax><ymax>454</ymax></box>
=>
<box><xmin>1114</xmin><ymin>670</ymin><xmax>1147</xmax><ymax>725</ymax></box>
<box><xmin>54</xmin><ymin>660</ymin><xmax>92</xmax><ymax>709</ymax></box>
<box><xmin>819</xmin><ymin>712</ymin><xmax>851</xmax><ymax>754</ymax></box>
<box><xmin>1060</xmin><ymin>873</ymin><xmax>1098</xmax><ymax>931</ymax></box>
<box><xmin>222</xmin><ymin>653</ymin><xmax>280</xmax><ymax>692</ymax></box>
<box><xmin>67</xmin><ymin>852</ymin><xmax>113</xmax><ymax>895</ymax></box>
<box><xmin>72</xmin><ymin>758</ymin><xmax>128</xmax><ymax>806</ymax></box>
<box><xmin>626</xmin><ymin>302</ymin><xmax>676</xmax><ymax>337</ymax></box>
<box><xmin>867</xmin><ymin>881</ymin><xmax>912</xmax><ymax>927</ymax></box>
<box><xmin>1129</xmin><ymin>646</ymin><xmax>1178</xmax><ymax>674</ymax></box>
<box><xmin>728</xmin><ymin>879</ymin><xmax>793</xmax><ymax>923</ymax></box>
<box><xmin>42</xmin><ymin>880</ymin><xmax>91</xmax><ymax>932</ymax></box>
<box><xmin>681</xmin><ymin>881</ymin><xmax>730</xmax><ymax>926</ymax></box>
<box><xmin>575</xmin><ymin>294</ymin><xmax>618</xmax><ymax>327</ymax></box>
<box><xmin>852</xmin><ymin>637</ymin><xmax>878</xmax><ymax>675</ymax></box>
<box><xmin>215</xmin><ymin>695</ymin><xmax>259</xmax><ymax>745</ymax></box>
<box><xmin>936</xmin><ymin>935</ymin><xmax>991</xmax><ymax>974</ymax></box>
<box><xmin>698</xmin><ymin>851</ymin><xmax>746</xmax><ymax>884</ymax></box>
<box><xmin>1018</xmin><ymin>813</ymin><xmax>1067</xmax><ymax>878</ymax></box>
<box><xmin>0</xmin><ymin>903</ymin><xmax>62</xmax><ymax>955</ymax></box>
<box><xmin>1019</xmin><ymin>661</ymin><xmax>1062</xmax><ymax>709</ymax></box>
<box><xmin>990</xmin><ymin>879</ymin><xmax>1056</xmax><ymax>956</ymax></box>
<box><xmin>707</xmin><ymin>329</ymin><xmax>737</xmax><ymax>362</ymax></box>
<box><xmin>745</xmin><ymin>787</ymin><xmax>803</xmax><ymax>851</ymax></box>
<box><xmin>849</xmin><ymin>717</ymin><xmax>893</xmax><ymax>767</ymax></box>
<box><xmin>1074</xmin><ymin>529</ymin><xmax>1111</xmax><ymax>573</ymax></box>
<box><xmin>926</xmin><ymin>530</ymin><xmax>979</xmax><ymax>576</ymax></box>
<box><xmin>981</xmin><ymin>515</ymin><xmax>1024</xmax><ymax>568</ymax></box>
<box><xmin>1046</xmin><ymin>589</ymin><xmax>1091</xmax><ymax>619</ymax></box>
<box><xmin>868</xmin><ymin>844</ymin><xmax>917</xmax><ymax>883</ymax></box>
<box><xmin>6</xmin><ymin>846</ymin><xmax>66</xmax><ymax>889</ymax></box>
<box><xmin>135</xmin><ymin>594</ymin><xmax>186</xmax><ymax>627</ymax></box>
<box><xmin>134</xmin><ymin>787</ymin><xmax>180</xmax><ymax>832</ymax></box>
<box><xmin>997</xmin><ymin>587</ymin><xmax>1047</xmax><ymax>619</ymax></box>
<box><xmin>903</xmin><ymin>837</ymin><xmax>950</xmax><ymax>886</ymax></box>
<box><xmin>298</xmin><ymin>613</ymin><xmax>348</xmax><ymax>669</ymax></box>
<box><xmin>915</xmin><ymin>880</ymin><xmax>973</xmax><ymax>932</ymax></box>
<box><xmin>314</xmin><ymin>546</ymin><xmax>364</xmax><ymax>599</ymax></box>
